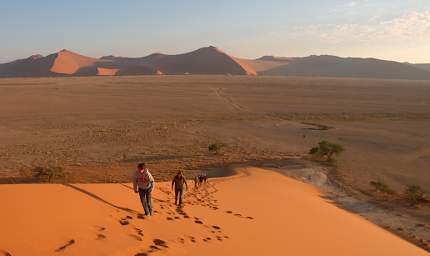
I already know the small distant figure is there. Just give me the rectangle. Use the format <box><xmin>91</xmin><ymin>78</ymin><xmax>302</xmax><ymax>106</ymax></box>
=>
<box><xmin>194</xmin><ymin>175</ymin><xmax>199</xmax><ymax>189</ymax></box>
<box><xmin>133</xmin><ymin>162</ymin><xmax>155</xmax><ymax>216</ymax></box>
<box><xmin>202</xmin><ymin>172</ymin><xmax>208</xmax><ymax>183</ymax></box>
<box><xmin>172</xmin><ymin>170</ymin><xmax>188</xmax><ymax>206</ymax></box>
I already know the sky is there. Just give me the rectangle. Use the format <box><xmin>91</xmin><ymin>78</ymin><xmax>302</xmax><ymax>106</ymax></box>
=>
<box><xmin>1</xmin><ymin>0</ymin><xmax>430</xmax><ymax>63</ymax></box>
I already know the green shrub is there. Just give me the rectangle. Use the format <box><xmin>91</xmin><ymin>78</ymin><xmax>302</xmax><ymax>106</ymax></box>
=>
<box><xmin>309</xmin><ymin>140</ymin><xmax>344</xmax><ymax>162</ymax></box>
<box><xmin>208</xmin><ymin>143</ymin><xmax>226</xmax><ymax>155</ymax></box>
<box><xmin>33</xmin><ymin>166</ymin><xmax>66</xmax><ymax>183</ymax></box>
<box><xmin>404</xmin><ymin>185</ymin><xmax>426</xmax><ymax>205</ymax></box>
<box><xmin>369</xmin><ymin>180</ymin><xmax>395</xmax><ymax>195</ymax></box>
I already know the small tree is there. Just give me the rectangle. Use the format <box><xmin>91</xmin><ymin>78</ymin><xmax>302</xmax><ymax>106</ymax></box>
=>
<box><xmin>33</xmin><ymin>166</ymin><xmax>66</xmax><ymax>183</ymax></box>
<box><xmin>208</xmin><ymin>143</ymin><xmax>226</xmax><ymax>155</ymax></box>
<box><xmin>404</xmin><ymin>185</ymin><xmax>426</xmax><ymax>205</ymax></box>
<box><xmin>309</xmin><ymin>140</ymin><xmax>344</xmax><ymax>162</ymax></box>
<box><xmin>369</xmin><ymin>180</ymin><xmax>395</xmax><ymax>195</ymax></box>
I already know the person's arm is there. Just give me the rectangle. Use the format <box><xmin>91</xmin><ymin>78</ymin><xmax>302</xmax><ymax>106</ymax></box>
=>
<box><xmin>147</xmin><ymin>170</ymin><xmax>155</xmax><ymax>191</ymax></box>
<box><xmin>133</xmin><ymin>172</ymin><xmax>138</xmax><ymax>193</ymax></box>
<box><xmin>184</xmin><ymin>178</ymin><xmax>188</xmax><ymax>190</ymax></box>
<box><xmin>171</xmin><ymin>177</ymin><xmax>175</xmax><ymax>190</ymax></box>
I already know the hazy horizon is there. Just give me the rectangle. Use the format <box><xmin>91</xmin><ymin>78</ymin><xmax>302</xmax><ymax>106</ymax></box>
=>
<box><xmin>1</xmin><ymin>0</ymin><xmax>430</xmax><ymax>63</ymax></box>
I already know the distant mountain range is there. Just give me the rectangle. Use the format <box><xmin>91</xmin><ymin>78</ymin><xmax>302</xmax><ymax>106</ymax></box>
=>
<box><xmin>1</xmin><ymin>46</ymin><xmax>430</xmax><ymax>80</ymax></box>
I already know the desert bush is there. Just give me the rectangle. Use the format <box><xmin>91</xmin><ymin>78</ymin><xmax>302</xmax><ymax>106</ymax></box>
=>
<box><xmin>369</xmin><ymin>180</ymin><xmax>395</xmax><ymax>195</ymax></box>
<box><xmin>404</xmin><ymin>185</ymin><xmax>426</xmax><ymax>205</ymax></box>
<box><xmin>309</xmin><ymin>140</ymin><xmax>344</xmax><ymax>162</ymax></box>
<box><xmin>208</xmin><ymin>143</ymin><xmax>226</xmax><ymax>155</ymax></box>
<box><xmin>33</xmin><ymin>166</ymin><xmax>66</xmax><ymax>183</ymax></box>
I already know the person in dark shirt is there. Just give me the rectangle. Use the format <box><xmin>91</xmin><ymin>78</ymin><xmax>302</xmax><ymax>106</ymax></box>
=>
<box><xmin>171</xmin><ymin>170</ymin><xmax>188</xmax><ymax>206</ymax></box>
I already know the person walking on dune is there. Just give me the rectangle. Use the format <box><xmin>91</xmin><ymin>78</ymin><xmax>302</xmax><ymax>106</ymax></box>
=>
<box><xmin>172</xmin><ymin>170</ymin><xmax>188</xmax><ymax>206</ymax></box>
<box><xmin>133</xmin><ymin>163</ymin><xmax>155</xmax><ymax>216</ymax></box>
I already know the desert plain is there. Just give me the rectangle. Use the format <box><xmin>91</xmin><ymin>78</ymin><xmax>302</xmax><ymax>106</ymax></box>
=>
<box><xmin>0</xmin><ymin>75</ymin><xmax>429</xmax><ymax>255</ymax></box>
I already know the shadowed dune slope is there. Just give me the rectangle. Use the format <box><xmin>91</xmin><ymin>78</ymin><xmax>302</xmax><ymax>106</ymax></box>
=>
<box><xmin>261</xmin><ymin>55</ymin><xmax>430</xmax><ymax>80</ymax></box>
<box><xmin>0</xmin><ymin>54</ymin><xmax>58</xmax><ymax>77</ymax></box>
<box><xmin>414</xmin><ymin>63</ymin><xmax>430</xmax><ymax>72</ymax></box>
<box><xmin>105</xmin><ymin>46</ymin><xmax>256</xmax><ymax>75</ymax></box>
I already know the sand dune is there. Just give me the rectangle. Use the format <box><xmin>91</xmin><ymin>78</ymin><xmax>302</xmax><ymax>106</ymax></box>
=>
<box><xmin>414</xmin><ymin>63</ymin><xmax>430</xmax><ymax>72</ymax></box>
<box><xmin>0</xmin><ymin>168</ymin><xmax>426</xmax><ymax>255</ymax></box>
<box><xmin>261</xmin><ymin>55</ymin><xmax>430</xmax><ymax>80</ymax></box>
<box><xmin>0</xmin><ymin>53</ymin><xmax>58</xmax><ymax>77</ymax></box>
<box><xmin>237</xmin><ymin>57</ymin><xmax>286</xmax><ymax>72</ymax></box>
<box><xmin>97</xmin><ymin>67</ymin><xmax>120</xmax><ymax>76</ymax></box>
<box><xmin>50</xmin><ymin>49</ymin><xmax>98</xmax><ymax>75</ymax></box>
<box><xmin>3</xmin><ymin>48</ymin><xmax>430</xmax><ymax>79</ymax></box>
<box><xmin>0</xmin><ymin>47</ymin><xmax>256</xmax><ymax>77</ymax></box>
<box><xmin>106</xmin><ymin>46</ymin><xmax>256</xmax><ymax>75</ymax></box>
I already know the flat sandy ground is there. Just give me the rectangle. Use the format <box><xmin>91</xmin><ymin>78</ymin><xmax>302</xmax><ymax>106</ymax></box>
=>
<box><xmin>0</xmin><ymin>75</ymin><xmax>429</xmax><ymax>192</ymax></box>
<box><xmin>0</xmin><ymin>168</ymin><xmax>428</xmax><ymax>256</ymax></box>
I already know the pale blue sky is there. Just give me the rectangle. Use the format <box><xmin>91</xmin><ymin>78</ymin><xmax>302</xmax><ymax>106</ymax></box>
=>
<box><xmin>1</xmin><ymin>0</ymin><xmax>430</xmax><ymax>63</ymax></box>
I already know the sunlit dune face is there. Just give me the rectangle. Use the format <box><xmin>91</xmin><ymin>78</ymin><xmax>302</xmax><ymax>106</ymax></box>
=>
<box><xmin>97</xmin><ymin>67</ymin><xmax>119</xmax><ymax>76</ymax></box>
<box><xmin>50</xmin><ymin>50</ymin><xmax>97</xmax><ymax>75</ymax></box>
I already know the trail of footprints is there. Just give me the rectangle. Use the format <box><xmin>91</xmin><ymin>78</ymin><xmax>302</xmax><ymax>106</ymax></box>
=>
<box><xmin>1</xmin><ymin>182</ymin><xmax>254</xmax><ymax>255</ymax></box>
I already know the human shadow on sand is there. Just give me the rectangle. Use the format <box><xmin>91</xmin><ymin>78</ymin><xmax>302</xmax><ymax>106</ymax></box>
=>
<box><xmin>63</xmin><ymin>184</ymin><xmax>141</xmax><ymax>215</ymax></box>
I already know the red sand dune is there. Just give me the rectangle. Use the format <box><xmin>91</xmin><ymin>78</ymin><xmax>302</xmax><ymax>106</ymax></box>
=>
<box><xmin>237</xmin><ymin>57</ymin><xmax>287</xmax><ymax>72</ymax></box>
<box><xmin>0</xmin><ymin>168</ymin><xmax>427</xmax><ymax>255</ymax></box>
<box><xmin>0</xmin><ymin>47</ymin><xmax>256</xmax><ymax>77</ymax></box>
<box><xmin>106</xmin><ymin>46</ymin><xmax>256</xmax><ymax>75</ymax></box>
<box><xmin>50</xmin><ymin>49</ymin><xmax>98</xmax><ymax>75</ymax></box>
<box><xmin>97</xmin><ymin>67</ymin><xmax>120</xmax><ymax>76</ymax></box>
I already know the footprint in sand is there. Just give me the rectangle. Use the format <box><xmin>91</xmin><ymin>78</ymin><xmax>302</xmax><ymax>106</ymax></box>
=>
<box><xmin>94</xmin><ymin>226</ymin><xmax>107</xmax><ymax>240</ymax></box>
<box><xmin>153</xmin><ymin>239</ymin><xmax>168</xmax><ymax>248</ymax></box>
<box><xmin>0</xmin><ymin>250</ymin><xmax>12</xmax><ymax>256</ymax></box>
<box><xmin>96</xmin><ymin>233</ymin><xmax>106</xmax><ymax>240</ymax></box>
<box><xmin>135</xmin><ymin>228</ymin><xmax>144</xmax><ymax>237</ymax></box>
<box><xmin>55</xmin><ymin>239</ymin><xmax>75</xmax><ymax>252</ymax></box>
<box><xmin>119</xmin><ymin>219</ymin><xmax>130</xmax><ymax>225</ymax></box>
<box><xmin>134</xmin><ymin>253</ymin><xmax>149</xmax><ymax>256</ymax></box>
<box><xmin>149</xmin><ymin>245</ymin><xmax>161</xmax><ymax>251</ymax></box>
<box><xmin>225</xmin><ymin>210</ymin><xmax>254</xmax><ymax>220</ymax></box>
<box><xmin>194</xmin><ymin>220</ymin><xmax>203</xmax><ymax>224</ymax></box>
<box><xmin>188</xmin><ymin>236</ymin><xmax>197</xmax><ymax>243</ymax></box>
<box><xmin>212</xmin><ymin>225</ymin><xmax>221</xmax><ymax>230</ymax></box>
<box><xmin>129</xmin><ymin>234</ymin><xmax>143</xmax><ymax>241</ymax></box>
